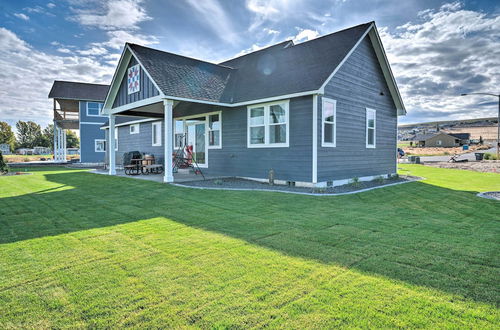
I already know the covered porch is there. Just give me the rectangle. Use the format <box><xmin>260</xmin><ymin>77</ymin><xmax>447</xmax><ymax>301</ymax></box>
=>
<box><xmin>107</xmin><ymin>97</ymin><xmax>217</xmax><ymax>183</ymax></box>
<box><xmin>52</xmin><ymin>98</ymin><xmax>79</xmax><ymax>162</ymax></box>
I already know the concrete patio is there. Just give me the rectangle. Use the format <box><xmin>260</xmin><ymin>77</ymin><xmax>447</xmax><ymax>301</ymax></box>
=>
<box><xmin>90</xmin><ymin>168</ymin><xmax>218</xmax><ymax>183</ymax></box>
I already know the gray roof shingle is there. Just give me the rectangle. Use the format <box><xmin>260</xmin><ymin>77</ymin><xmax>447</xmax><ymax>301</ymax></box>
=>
<box><xmin>49</xmin><ymin>81</ymin><xmax>109</xmax><ymax>101</ymax></box>
<box><xmin>127</xmin><ymin>22</ymin><xmax>372</xmax><ymax>104</ymax></box>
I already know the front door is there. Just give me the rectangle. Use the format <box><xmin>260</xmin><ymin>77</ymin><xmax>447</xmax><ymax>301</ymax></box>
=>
<box><xmin>186</xmin><ymin>121</ymin><xmax>206</xmax><ymax>166</ymax></box>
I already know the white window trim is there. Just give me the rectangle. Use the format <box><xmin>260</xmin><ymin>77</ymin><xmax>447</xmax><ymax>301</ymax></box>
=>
<box><xmin>366</xmin><ymin>108</ymin><xmax>376</xmax><ymax>148</ymax></box>
<box><xmin>152</xmin><ymin>121</ymin><xmax>162</xmax><ymax>146</ymax></box>
<box><xmin>173</xmin><ymin>111</ymin><xmax>223</xmax><ymax>150</ymax></box>
<box><xmin>129</xmin><ymin>124</ymin><xmax>140</xmax><ymax>134</ymax></box>
<box><xmin>321</xmin><ymin>97</ymin><xmax>337</xmax><ymax>147</ymax></box>
<box><xmin>114</xmin><ymin>128</ymin><xmax>119</xmax><ymax>151</ymax></box>
<box><xmin>247</xmin><ymin>100</ymin><xmax>289</xmax><ymax>148</ymax></box>
<box><xmin>86</xmin><ymin>102</ymin><xmax>103</xmax><ymax>117</ymax></box>
<box><xmin>207</xmin><ymin>111</ymin><xmax>222</xmax><ymax>149</ymax></box>
<box><xmin>95</xmin><ymin>139</ymin><xmax>106</xmax><ymax>152</ymax></box>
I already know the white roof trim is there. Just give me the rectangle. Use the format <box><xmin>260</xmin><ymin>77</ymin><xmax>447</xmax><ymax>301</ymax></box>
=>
<box><xmin>100</xmin><ymin>117</ymin><xmax>160</xmax><ymax>130</ymax></box>
<box><xmin>101</xmin><ymin>44</ymin><xmax>165</xmax><ymax>115</ymax></box>
<box><xmin>318</xmin><ymin>23</ymin><xmax>406</xmax><ymax>116</ymax></box>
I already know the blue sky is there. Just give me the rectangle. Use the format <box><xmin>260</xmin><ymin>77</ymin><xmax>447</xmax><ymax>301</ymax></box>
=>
<box><xmin>0</xmin><ymin>0</ymin><xmax>499</xmax><ymax>128</ymax></box>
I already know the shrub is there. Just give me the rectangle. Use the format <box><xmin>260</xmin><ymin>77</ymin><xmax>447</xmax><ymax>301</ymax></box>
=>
<box><xmin>350</xmin><ymin>177</ymin><xmax>361</xmax><ymax>187</ymax></box>
<box><xmin>483</xmin><ymin>153</ymin><xmax>499</xmax><ymax>160</ymax></box>
<box><xmin>213</xmin><ymin>179</ymin><xmax>223</xmax><ymax>185</ymax></box>
<box><xmin>373</xmin><ymin>176</ymin><xmax>385</xmax><ymax>183</ymax></box>
<box><xmin>388</xmin><ymin>173</ymin><xmax>399</xmax><ymax>180</ymax></box>
<box><xmin>0</xmin><ymin>151</ymin><xmax>8</xmax><ymax>174</ymax></box>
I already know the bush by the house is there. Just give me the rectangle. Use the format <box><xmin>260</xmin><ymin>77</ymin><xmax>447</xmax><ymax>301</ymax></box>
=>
<box><xmin>0</xmin><ymin>151</ymin><xmax>8</xmax><ymax>174</ymax></box>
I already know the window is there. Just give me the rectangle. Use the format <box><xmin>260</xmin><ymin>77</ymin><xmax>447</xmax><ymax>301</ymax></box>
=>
<box><xmin>366</xmin><ymin>108</ymin><xmax>376</xmax><ymax>148</ymax></box>
<box><xmin>114</xmin><ymin>128</ymin><xmax>118</xmax><ymax>151</ymax></box>
<box><xmin>95</xmin><ymin>139</ymin><xmax>106</xmax><ymax>152</ymax></box>
<box><xmin>174</xmin><ymin>120</ymin><xmax>184</xmax><ymax>148</ymax></box>
<box><xmin>87</xmin><ymin>102</ymin><xmax>103</xmax><ymax>117</ymax></box>
<box><xmin>152</xmin><ymin>122</ymin><xmax>162</xmax><ymax>146</ymax></box>
<box><xmin>208</xmin><ymin>113</ymin><xmax>221</xmax><ymax>148</ymax></box>
<box><xmin>129</xmin><ymin>124</ymin><xmax>140</xmax><ymax>134</ymax></box>
<box><xmin>322</xmin><ymin>98</ymin><xmax>336</xmax><ymax>147</ymax></box>
<box><xmin>437</xmin><ymin>140</ymin><xmax>442</xmax><ymax>146</ymax></box>
<box><xmin>247</xmin><ymin>100</ymin><xmax>289</xmax><ymax>147</ymax></box>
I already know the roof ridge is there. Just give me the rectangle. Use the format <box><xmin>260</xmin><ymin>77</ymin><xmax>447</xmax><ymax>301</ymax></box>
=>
<box><xmin>127</xmin><ymin>43</ymin><xmax>235</xmax><ymax>70</ymax></box>
<box><xmin>53</xmin><ymin>80</ymin><xmax>110</xmax><ymax>86</ymax></box>
<box><xmin>218</xmin><ymin>40</ymin><xmax>294</xmax><ymax>65</ymax></box>
<box><xmin>291</xmin><ymin>22</ymin><xmax>373</xmax><ymax>48</ymax></box>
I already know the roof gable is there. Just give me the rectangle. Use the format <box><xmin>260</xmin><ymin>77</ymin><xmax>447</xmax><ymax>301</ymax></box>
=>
<box><xmin>103</xmin><ymin>22</ymin><xmax>405</xmax><ymax>115</ymax></box>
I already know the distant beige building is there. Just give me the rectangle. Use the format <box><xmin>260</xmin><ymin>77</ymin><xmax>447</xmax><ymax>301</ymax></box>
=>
<box><xmin>415</xmin><ymin>132</ymin><xmax>470</xmax><ymax>147</ymax></box>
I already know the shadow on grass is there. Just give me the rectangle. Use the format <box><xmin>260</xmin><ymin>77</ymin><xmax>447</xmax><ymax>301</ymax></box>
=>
<box><xmin>1</xmin><ymin>169</ymin><xmax>499</xmax><ymax>306</ymax></box>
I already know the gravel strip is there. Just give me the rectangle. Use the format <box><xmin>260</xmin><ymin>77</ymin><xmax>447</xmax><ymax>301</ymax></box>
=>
<box><xmin>477</xmin><ymin>192</ymin><xmax>500</xmax><ymax>201</ymax></box>
<box><xmin>175</xmin><ymin>175</ymin><xmax>420</xmax><ymax>195</ymax></box>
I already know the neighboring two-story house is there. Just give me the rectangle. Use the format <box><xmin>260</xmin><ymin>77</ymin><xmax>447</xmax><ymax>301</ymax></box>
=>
<box><xmin>48</xmin><ymin>81</ymin><xmax>109</xmax><ymax>163</ymax></box>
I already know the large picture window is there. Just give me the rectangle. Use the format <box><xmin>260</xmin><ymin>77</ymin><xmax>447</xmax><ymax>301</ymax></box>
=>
<box><xmin>322</xmin><ymin>98</ymin><xmax>336</xmax><ymax>147</ymax></box>
<box><xmin>247</xmin><ymin>100</ymin><xmax>289</xmax><ymax>148</ymax></box>
<box><xmin>366</xmin><ymin>108</ymin><xmax>376</xmax><ymax>148</ymax></box>
<box><xmin>87</xmin><ymin>102</ymin><xmax>103</xmax><ymax>117</ymax></box>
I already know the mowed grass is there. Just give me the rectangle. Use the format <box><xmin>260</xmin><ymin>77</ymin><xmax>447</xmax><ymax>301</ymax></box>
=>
<box><xmin>0</xmin><ymin>165</ymin><xmax>499</xmax><ymax>328</ymax></box>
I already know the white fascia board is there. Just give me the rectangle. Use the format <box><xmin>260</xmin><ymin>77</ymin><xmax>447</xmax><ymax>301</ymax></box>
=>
<box><xmin>102</xmin><ymin>47</ymin><xmax>131</xmax><ymax>113</ymax></box>
<box><xmin>318</xmin><ymin>23</ymin><xmax>374</xmax><ymax>95</ymax></box>
<box><xmin>368</xmin><ymin>27</ymin><xmax>406</xmax><ymax>116</ymax></box>
<box><xmin>107</xmin><ymin>95</ymin><xmax>164</xmax><ymax>115</ymax></box>
<box><xmin>127</xmin><ymin>44</ymin><xmax>165</xmax><ymax>99</ymax></box>
<box><xmin>100</xmin><ymin>117</ymin><xmax>161</xmax><ymax>130</ymax></box>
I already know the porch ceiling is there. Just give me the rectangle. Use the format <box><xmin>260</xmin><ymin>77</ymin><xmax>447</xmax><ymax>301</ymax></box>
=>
<box><xmin>114</xmin><ymin>100</ymin><xmax>178</xmax><ymax>118</ymax></box>
<box><xmin>55</xmin><ymin>119</ymin><xmax>79</xmax><ymax>130</ymax></box>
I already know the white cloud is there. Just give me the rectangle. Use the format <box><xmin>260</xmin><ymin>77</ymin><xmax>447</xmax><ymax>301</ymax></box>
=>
<box><xmin>57</xmin><ymin>48</ymin><xmax>73</xmax><ymax>54</ymax></box>
<box><xmin>14</xmin><ymin>13</ymin><xmax>29</xmax><ymax>21</ymax></box>
<box><xmin>98</xmin><ymin>30</ymin><xmax>159</xmax><ymax>50</ymax></box>
<box><xmin>47</xmin><ymin>3</ymin><xmax>56</xmax><ymax>9</ymax></box>
<box><xmin>78</xmin><ymin>46</ymin><xmax>108</xmax><ymax>56</ymax></box>
<box><xmin>378</xmin><ymin>3</ymin><xmax>500</xmax><ymax>122</ymax></box>
<box><xmin>70</xmin><ymin>0</ymin><xmax>151</xmax><ymax>30</ymax></box>
<box><xmin>292</xmin><ymin>28</ymin><xmax>319</xmax><ymax>43</ymax></box>
<box><xmin>0</xmin><ymin>28</ymin><xmax>115</xmax><ymax>127</ymax></box>
<box><xmin>184</xmin><ymin>0</ymin><xmax>239</xmax><ymax>44</ymax></box>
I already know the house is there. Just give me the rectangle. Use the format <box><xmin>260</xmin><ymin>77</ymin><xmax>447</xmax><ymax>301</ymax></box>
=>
<box><xmin>33</xmin><ymin>146</ymin><xmax>51</xmax><ymax>155</ymax></box>
<box><xmin>16</xmin><ymin>148</ymin><xmax>34</xmax><ymax>155</ymax></box>
<box><xmin>48</xmin><ymin>81</ymin><xmax>110</xmax><ymax>163</ymax></box>
<box><xmin>415</xmin><ymin>132</ymin><xmax>470</xmax><ymax>147</ymax></box>
<box><xmin>101</xmin><ymin>22</ymin><xmax>406</xmax><ymax>187</ymax></box>
<box><xmin>0</xmin><ymin>144</ymin><xmax>11</xmax><ymax>155</ymax></box>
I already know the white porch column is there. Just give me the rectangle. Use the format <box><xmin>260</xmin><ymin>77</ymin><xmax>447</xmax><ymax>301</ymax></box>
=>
<box><xmin>163</xmin><ymin>99</ymin><xmax>174</xmax><ymax>183</ymax></box>
<box><xmin>62</xmin><ymin>129</ymin><xmax>67</xmax><ymax>162</ymax></box>
<box><xmin>109</xmin><ymin>114</ymin><xmax>116</xmax><ymax>175</ymax></box>
<box><xmin>53</xmin><ymin>124</ymin><xmax>58</xmax><ymax>161</ymax></box>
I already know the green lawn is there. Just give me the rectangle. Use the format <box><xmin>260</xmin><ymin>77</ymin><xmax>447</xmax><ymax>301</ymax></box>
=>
<box><xmin>0</xmin><ymin>165</ymin><xmax>499</xmax><ymax>328</ymax></box>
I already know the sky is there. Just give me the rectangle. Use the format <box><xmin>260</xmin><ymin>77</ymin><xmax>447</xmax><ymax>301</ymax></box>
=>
<box><xmin>0</xmin><ymin>0</ymin><xmax>499</xmax><ymax>128</ymax></box>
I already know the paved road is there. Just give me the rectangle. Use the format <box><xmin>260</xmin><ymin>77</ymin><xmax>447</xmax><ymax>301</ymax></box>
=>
<box><xmin>418</xmin><ymin>147</ymin><xmax>498</xmax><ymax>162</ymax></box>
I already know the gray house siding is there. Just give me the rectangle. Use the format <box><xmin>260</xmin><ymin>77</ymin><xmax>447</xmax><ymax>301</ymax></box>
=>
<box><xmin>112</xmin><ymin>56</ymin><xmax>160</xmax><ymax>108</ymax></box>
<box><xmin>105</xmin><ymin>120</ymin><xmax>165</xmax><ymax>165</ymax></box>
<box><xmin>107</xmin><ymin>96</ymin><xmax>314</xmax><ymax>182</ymax></box>
<box><xmin>79</xmin><ymin>101</ymin><xmax>107</xmax><ymax>163</ymax></box>
<box><xmin>183</xmin><ymin>96</ymin><xmax>313</xmax><ymax>182</ymax></box>
<box><xmin>317</xmin><ymin>36</ymin><xmax>397</xmax><ymax>182</ymax></box>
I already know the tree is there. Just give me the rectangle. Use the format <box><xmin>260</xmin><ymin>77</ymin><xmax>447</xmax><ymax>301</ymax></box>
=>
<box><xmin>66</xmin><ymin>130</ymin><xmax>80</xmax><ymax>148</ymax></box>
<box><xmin>40</xmin><ymin>124</ymin><xmax>54</xmax><ymax>149</ymax></box>
<box><xmin>0</xmin><ymin>151</ymin><xmax>7</xmax><ymax>174</ymax></box>
<box><xmin>16</xmin><ymin>121</ymin><xmax>42</xmax><ymax>149</ymax></box>
<box><xmin>0</xmin><ymin>122</ymin><xmax>16</xmax><ymax>152</ymax></box>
